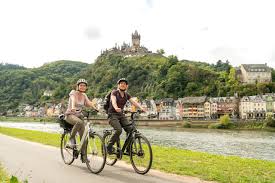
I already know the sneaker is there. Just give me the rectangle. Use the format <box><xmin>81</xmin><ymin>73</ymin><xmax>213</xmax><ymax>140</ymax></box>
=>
<box><xmin>66</xmin><ymin>137</ymin><xmax>76</xmax><ymax>149</ymax></box>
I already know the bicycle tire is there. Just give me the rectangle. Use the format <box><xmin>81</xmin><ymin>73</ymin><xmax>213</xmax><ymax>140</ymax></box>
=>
<box><xmin>130</xmin><ymin>134</ymin><xmax>153</xmax><ymax>174</ymax></box>
<box><xmin>103</xmin><ymin>132</ymin><xmax>118</xmax><ymax>166</ymax></box>
<box><xmin>84</xmin><ymin>132</ymin><xmax>106</xmax><ymax>174</ymax></box>
<box><xmin>60</xmin><ymin>132</ymin><xmax>75</xmax><ymax>165</ymax></box>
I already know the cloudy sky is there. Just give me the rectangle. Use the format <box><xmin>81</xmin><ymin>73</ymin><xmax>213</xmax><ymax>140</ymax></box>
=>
<box><xmin>0</xmin><ymin>0</ymin><xmax>275</xmax><ymax>68</ymax></box>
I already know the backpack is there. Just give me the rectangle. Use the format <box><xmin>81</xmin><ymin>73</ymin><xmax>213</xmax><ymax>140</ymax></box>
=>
<box><xmin>103</xmin><ymin>92</ymin><xmax>112</xmax><ymax>113</ymax></box>
<box><xmin>103</xmin><ymin>90</ymin><xmax>128</xmax><ymax>114</ymax></box>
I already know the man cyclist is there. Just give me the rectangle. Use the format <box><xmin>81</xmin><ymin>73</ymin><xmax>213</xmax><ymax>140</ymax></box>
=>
<box><xmin>106</xmin><ymin>78</ymin><xmax>145</xmax><ymax>154</ymax></box>
<box><xmin>65</xmin><ymin>78</ymin><xmax>98</xmax><ymax>162</ymax></box>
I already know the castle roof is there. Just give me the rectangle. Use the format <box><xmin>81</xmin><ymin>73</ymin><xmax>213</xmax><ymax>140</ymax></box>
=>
<box><xmin>241</xmin><ymin>64</ymin><xmax>271</xmax><ymax>72</ymax></box>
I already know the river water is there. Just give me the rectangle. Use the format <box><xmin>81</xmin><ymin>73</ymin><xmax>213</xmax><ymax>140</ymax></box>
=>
<box><xmin>0</xmin><ymin>121</ymin><xmax>274</xmax><ymax>161</ymax></box>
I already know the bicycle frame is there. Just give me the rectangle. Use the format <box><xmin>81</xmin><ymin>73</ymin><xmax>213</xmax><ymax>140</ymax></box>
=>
<box><xmin>104</xmin><ymin>110</ymin><xmax>152</xmax><ymax>174</ymax></box>
<box><xmin>113</xmin><ymin>112</ymin><xmax>143</xmax><ymax>158</ymax></box>
<box><xmin>61</xmin><ymin>110</ymin><xmax>107</xmax><ymax>174</ymax></box>
<box><xmin>70</xmin><ymin>122</ymin><xmax>94</xmax><ymax>154</ymax></box>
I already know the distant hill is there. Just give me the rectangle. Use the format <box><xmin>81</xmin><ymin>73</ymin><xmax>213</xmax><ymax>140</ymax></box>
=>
<box><xmin>0</xmin><ymin>61</ymin><xmax>88</xmax><ymax>112</ymax></box>
<box><xmin>0</xmin><ymin>63</ymin><xmax>26</xmax><ymax>71</ymax></box>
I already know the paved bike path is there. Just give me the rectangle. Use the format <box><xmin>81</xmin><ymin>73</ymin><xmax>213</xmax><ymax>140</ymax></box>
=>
<box><xmin>0</xmin><ymin>134</ymin><xmax>213</xmax><ymax>183</ymax></box>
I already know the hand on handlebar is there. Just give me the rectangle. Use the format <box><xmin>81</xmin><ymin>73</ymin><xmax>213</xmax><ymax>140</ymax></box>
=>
<box><xmin>139</xmin><ymin>107</ymin><xmax>146</xmax><ymax>113</ymax></box>
<box><xmin>115</xmin><ymin>107</ymin><xmax>122</xmax><ymax>113</ymax></box>
<box><xmin>123</xmin><ymin>109</ymin><xmax>145</xmax><ymax>114</ymax></box>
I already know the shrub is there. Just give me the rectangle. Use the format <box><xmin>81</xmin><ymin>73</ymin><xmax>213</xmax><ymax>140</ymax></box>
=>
<box><xmin>208</xmin><ymin>123</ymin><xmax>221</xmax><ymax>129</ymax></box>
<box><xmin>220</xmin><ymin>114</ymin><xmax>230</xmax><ymax>125</ymax></box>
<box><xmin>182</xmin><ymin>121</ymin><xmax>191</xmax><ymax>128</ymax></box>
<box><xmin>266</xmin><ymin>116</ymin><xmax>275</xmax><ymax>127</ymax></box>
<box><xmin>208</xmin><ymin>115</ymin><xmax>235</xmax><ymax>129</ymax></box>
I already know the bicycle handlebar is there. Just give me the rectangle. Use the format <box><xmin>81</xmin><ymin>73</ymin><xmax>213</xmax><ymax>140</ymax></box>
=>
<box><xmin>123</xmin><ymin>110</ymin><xmax>144</xmax><ymax>120</ymax></box>
<box><xmin>123</xmin><ymin>109</ymin><xmax>144</xmax><ymax>114</ymax></box>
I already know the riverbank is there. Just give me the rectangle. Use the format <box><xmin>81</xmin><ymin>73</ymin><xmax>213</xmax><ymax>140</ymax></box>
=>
<box><xmin>1</xmin><ymin>116</ymin><xmax>275</xmax><ymax>132</ymax></box>
<box><xmin>0</xmin><ymin>127</ymin><xmax>274</xmax><ymax>183</ymax></box>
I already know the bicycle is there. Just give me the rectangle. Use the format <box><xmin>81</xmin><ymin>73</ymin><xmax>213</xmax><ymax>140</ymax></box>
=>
<box><xmin>58</xmin><ymin>110</ymin><xmax>106</xmax><ymax>174</ymax></box>
<box><xmin>103</xmin><ymin>110</ymin><xmax>153</xmax><ymax>174</ymax></box>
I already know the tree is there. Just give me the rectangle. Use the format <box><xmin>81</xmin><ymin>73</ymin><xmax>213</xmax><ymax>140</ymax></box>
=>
<box><xmin>157</xmin><ymin>49</ymin><xmax>165</xmax><ymax>55</ymax></box>
<box><xmin>227</xmin><ymin>68</ymin><xmax>239</xmax><ymax>95</ymax></box>
<box><xmin>167</xmin><ymin>55</ymin><xmax>178</xmax><ymax>65</ymax></box>
<box><xmin>272</xmin><ymin>68</ymin><xmax>275</xmax><ymax>82</ymax></box>
<box><xmin>214</xmin><ymin>60</ymin><xmax>231</xmax><ymax>73</ymax></box>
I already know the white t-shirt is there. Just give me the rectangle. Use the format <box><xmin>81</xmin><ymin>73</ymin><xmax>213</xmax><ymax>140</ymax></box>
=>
<box><xmin>65</xmin><ymin>90</ymin><xmax>90</xmax><ymax>115</ymax></box>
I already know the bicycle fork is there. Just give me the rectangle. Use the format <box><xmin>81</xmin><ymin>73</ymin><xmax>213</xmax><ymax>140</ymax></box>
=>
<box><xmin>131</xmin><ymin>134</ymin><xmax>144</xmax><ymax>157</ymax></box>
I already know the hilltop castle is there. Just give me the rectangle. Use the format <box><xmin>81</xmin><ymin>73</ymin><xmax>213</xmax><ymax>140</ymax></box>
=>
<box><xmin>101</xmin><ymin>30</ymin><xmax>154</xmax><ymax>57</ymax></box>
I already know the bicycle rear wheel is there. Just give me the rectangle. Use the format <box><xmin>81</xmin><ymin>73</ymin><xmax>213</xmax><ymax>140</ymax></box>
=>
<box><xmin>103</xmin><ymin>132</ymin><xmax>118</xmax><ymax>166</ymax></box>
<box><xmin>60</xmin><ymin>132</ymin><xmax>75</xmax><ymax>165</ymax></box>
<box><xmin>130</xmin><ymin>134</ymin><xmax>153</xmax><ymax>174</ymax></box>
<box><xmin>84</xmin><ymin>132</ymin><xmax>106</xmax><ymax>174</ymax></box>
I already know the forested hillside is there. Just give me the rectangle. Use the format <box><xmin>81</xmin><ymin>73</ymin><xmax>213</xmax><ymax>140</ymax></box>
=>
<box><xmin>0</xmin><ymin>54</ymin><xmax>274</xmax><ymax>112</ymax></box>
<box><xmin>0</xmin><ymin>61</ymin><xmax>88</xmax><ymax>112</ymax></box>
<box><xmin>81</xmin><ymin>54</ymin><xmax>275</xmax><ymax>99</ymax></box>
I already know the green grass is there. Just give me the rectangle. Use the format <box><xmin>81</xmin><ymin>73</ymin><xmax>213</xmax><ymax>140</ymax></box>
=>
<box><xmin>0</xmin><ymin>127</ymin><xmax>60</xmax><ymax>147</ymax></box>
<box><xmin>0</xmin><ymin>164</ymin><xmax>9</xmax><ymax>183</ymax></box>
<box><xmin>0</xmin><ymin>164</ymin><xmax>24</xmax><ymax>183</ymax></box>
<box><xmin>0</xmin><ymin>127</ymin><xmax>275</xmax><ymax>183</ymax></box>
<box><xmin>0</xmin><ymin>116</ymin><xmax>56</xmax><ymax>123</ymax></box>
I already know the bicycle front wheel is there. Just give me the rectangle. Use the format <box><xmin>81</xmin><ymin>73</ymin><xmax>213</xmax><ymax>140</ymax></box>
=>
<box><xmin>130</xmin><ymin>134</ymin><xmax>153</xmax><ymax>174</ymax></box>
<box><xmin>60</xmin><ymin>132</ymin><xmax>75</xmax><ymax>165</ymax></box>
<box><xmin>84</xmin><ymin>132</ymin><xmax>106</xmax><ymax>174</ymax></box>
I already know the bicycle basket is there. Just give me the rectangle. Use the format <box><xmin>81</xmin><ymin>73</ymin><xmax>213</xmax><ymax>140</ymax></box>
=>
<box><xmin>57</xmin><ymin>114</ymin><xmax>73</xmax><ymax>130</ymax></box>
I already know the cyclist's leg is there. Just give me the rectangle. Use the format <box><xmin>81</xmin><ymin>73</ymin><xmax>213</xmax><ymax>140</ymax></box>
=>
<box><xmin>121</xmin><ymin>115</ymin><xmax>133</xmax><ymax>153</ymax></box>
<box><xmin>121</xmin><ymin>114</ymin><xmax>133</xmax><ymax>134</ymax></box>
<box><xmin>107</xmin><ymin>114</ymin><xmax>122</xmax><ymax>153</ymax></box>
<box><xmin>66</xmin><ymin>115</ymin><xmax>85</xmax><ymax>147</ymax></box>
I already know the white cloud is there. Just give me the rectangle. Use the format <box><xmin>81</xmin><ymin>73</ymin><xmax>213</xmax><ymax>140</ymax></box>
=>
<box><xmin>84</xmin><ymin>26</ymin><xmax>101</xmax><ymax>40</ymax></box>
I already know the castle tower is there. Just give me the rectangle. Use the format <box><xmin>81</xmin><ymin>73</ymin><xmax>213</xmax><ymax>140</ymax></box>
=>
<box><xmin>132</xmin><ymin>30</ymin><xmax>141</xmax><ymax>51</ymax></box>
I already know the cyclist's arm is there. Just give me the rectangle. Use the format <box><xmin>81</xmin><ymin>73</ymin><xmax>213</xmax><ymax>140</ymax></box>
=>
<box><xmin>84</xmin><ymin>94</ymin><xmax>98</xmax><ymax>110</ymax></box>
<box><xmin>71</xmin><ymin>95</ymin><xmax>76</xmax><ymax>112</ymax></box>
<box><xmin>86</xmin><ymin>100</ymin><xmax>98</xmax><ymax>110</ymax></box>
<box><xmin>111</xmin><ymin>94</ymin><xmax>120</xmax><ymax>111</ymax></box>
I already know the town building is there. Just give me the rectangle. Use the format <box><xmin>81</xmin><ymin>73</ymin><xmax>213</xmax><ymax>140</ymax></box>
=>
<box><xmin>238</xmin><ymin>64</ymin><xmax>272</xmax><ymax>84</ymax></box>
<box><xmin>239</xmin><ymin>95</ymin><xmax>266</xmax><ymax>120</ymax></box>
<box><xmin>180</xmin><ymin>96</ymin><xmax>207</xmax><ymax>119</ymax></box>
